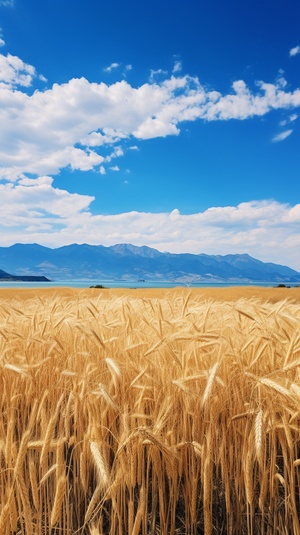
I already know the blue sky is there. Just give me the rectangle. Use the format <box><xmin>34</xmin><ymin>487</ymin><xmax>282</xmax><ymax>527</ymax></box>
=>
<box><xmin>0</xmin><ymin>0</ymin><xmax>300</xmax><ymax>269</ymax></box>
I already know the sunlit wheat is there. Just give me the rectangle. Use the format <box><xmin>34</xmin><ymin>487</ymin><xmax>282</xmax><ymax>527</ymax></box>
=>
<box><xmin>0</xmin><ymin>290</ymin><xmax>299</xmax><ymax>534</ymax></box>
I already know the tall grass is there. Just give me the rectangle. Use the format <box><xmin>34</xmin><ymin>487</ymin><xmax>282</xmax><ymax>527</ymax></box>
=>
<box><xmin>0</xmin><ymin>292</ymin><xmax>300</xmax><ymax>534</ymax></box>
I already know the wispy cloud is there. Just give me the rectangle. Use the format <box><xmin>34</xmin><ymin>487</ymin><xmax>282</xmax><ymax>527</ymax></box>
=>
<box><xmin>0</xmin><ymin>0</ymin><xmax>15</xmax><ymax>6</ymax></box>
<box><xmin>0</xmin><ymin>27</ymin><xmax>4</xmax><ymax>47</ymax></box>
<box><xmin>104</xmin><ymin>62</ymin><xmax>132</xmax><ymax>77</ymax></box>
<box><xmin>272</xmin><ymin>129</ymin><xmax>293</xmax><ymax>142</ymax></box>
<box><xmin>104</xmin><ymin>62</ymin><xmax>120</xmax><ymax>73</ymax></box>
<box><xmin>289</xmin><ymin>45</ymin><xmax>300</xmax><ymax>57</ymax></box>
<box><xmin>122</xmin><ymin>64</ymin><xmax>133</xmax><ymax>77</ymax></box>
<box><xmin>279</xmin><ymin>113</ymin><xmax>298</xmax><ymax>126</ymax></box>
<box><xmin>173</xmin><ymin>61</ymin><xmax>182</xmax><ymax>73</ymax></box>
<box><xmin>105</xmin><ymin>147</ymin><xmax>124</xmax><ymax>164</ymax></box>
<box><xmin>149</xmin><ymin>68</ymin><xmax>168</xmax><ymax>82</ymax></box>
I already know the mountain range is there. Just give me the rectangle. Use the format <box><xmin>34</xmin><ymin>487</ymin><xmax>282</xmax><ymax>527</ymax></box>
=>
<box><xmin>0</xmin><ymin>243</ymin><xmax>299</xmax><ymax>283</ymax></box>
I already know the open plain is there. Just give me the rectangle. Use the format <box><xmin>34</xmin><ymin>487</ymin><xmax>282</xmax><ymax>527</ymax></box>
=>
<box><xmin>1</xmin><ymin>284</ymin><xmax>300</xmax><ymax>302</ymax></box>
<box><xmin>0</xmin><ymin>286</ymin><xmax>299</xmax><ymax>534</ymax></box>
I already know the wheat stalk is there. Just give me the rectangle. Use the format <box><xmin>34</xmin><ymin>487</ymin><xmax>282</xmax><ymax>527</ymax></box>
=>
<box><xmin>29</xmin><ymin>456</ymin><xmax>39</xmax><ymax>510</ymax></box>
<box><xmin>50</xmin><ymin>474</ymin><xmax>67</xmax><ymax>527</ymax></box>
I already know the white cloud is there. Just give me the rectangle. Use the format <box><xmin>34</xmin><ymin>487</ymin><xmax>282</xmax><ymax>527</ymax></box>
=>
<box><xmin>289</xmin><ymin>45</ymin><xmax>300</xmax><ymax>57</ymax></box>
<box><xmin>1</xmin><ymin>50</ymin><xmax>300</xmax><ymax>180</ymax></box>
<box><xmin>104</xmin><ymin>146</ymin><xmax>124</xmax><ymax>165</ymax></box>
<box><xmin>133</xmin><ymin>117</ymin><xmax>180</xmax><ymax>139</ymax></box>
<box><xmin>122</xmin><ymin>64</ymin><xmax>133</xmax><ymax>77</ymax></box>
<box><xmin>0</xmin><ymin>0</ymin><xmax>15</xmax><ymax>6</ymax></box>
<box><xmin>80</xmin><ymin>130</ymin><xmax>126</xmax><ymax>147</ymax></box>
<box><xmin>289</xmin><ymin>113</ymin><xmax>298</xmax><ymax>122</ymax></box>
<box><xmin>104</xmin><ymin>62</ymin><xmax>120</xmax><ymax>73</ymax></box>
<box><xmin>276</xmin><ymin>76</ymin><xmax>287</xmax><ymax>88</ymax></box>
<box><xmin>149</xmin><ymin>68</ymin><xmax>168</xmax><ymax>82</ymax></box>
<box><xmin>279</xmin><ymin>113</ymin><xmax>298</xmax><ymax>126</ymax></box>
<box><xmin>0</xmin><ymin>187</ymin><xmax>299</xmax><ymax>270</ymax></box>
<box><xmin>67</xmin><ymin>147</ymin><xmax>104</xmax><ymax>170</ymax></box>
<box><xmin>0</xmin><ymin>176</ymin><xmax>94</xmax><ymax>224</ymax></box>
<box><xmin>0</xmin><ymin>38</ymin><xmax>5</xmax><ymax>47</ymax></box>
<box><xmin>272</xmin><ymin>129</ymin><xmax>293</xmax><ymax>142</ymax></box>
<box><xmin>109</xmin><ymin>165</ymin><xmax>119</xmax><ymax>171</ymax></box>
<box><xmin>0</xmin><ymin>53</ymin><xmax>36</xmax><ymax>87</ymax></box>
<box><xmin>173</xmin><ymin>61</ymin><xmax>182</xmax><ymax>73</ymax></box>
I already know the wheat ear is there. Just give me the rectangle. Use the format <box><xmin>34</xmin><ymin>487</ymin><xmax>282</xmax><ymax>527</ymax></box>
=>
<box><xmin>202</xmin><ymin>362</ymin><xmax>219</xmax><ymax>408</ymax></box>
<box><xmin>255</xmin><ymin>409</ymin><xmax>264</xmax><ymax>468</ymax></box>
<box><xmin>90</xmin><ymin>441</ymin><xmax>109</xmax><ymax>490</ymax></box>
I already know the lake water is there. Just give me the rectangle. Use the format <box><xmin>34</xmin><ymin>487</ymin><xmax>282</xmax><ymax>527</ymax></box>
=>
<box><xmin>0</xmin><ymin>280</ymin><xmax>278</xmax><ymax>289</ymax></box>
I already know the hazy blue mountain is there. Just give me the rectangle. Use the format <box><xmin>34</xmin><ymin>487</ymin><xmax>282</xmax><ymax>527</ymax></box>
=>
<box><xmin>0</xmin><ymin>265</ymin><xmax>50</xmax><ymax>282</ymax></box>
<box><xmin>0</xmin><ymin>243</ymin><xmax>299</xmax><ymax>283</ymax></box>
<box><xmin>0</xmin><ymin>268</ymin><xmax>15</xmax><ymax>279</ymax></box>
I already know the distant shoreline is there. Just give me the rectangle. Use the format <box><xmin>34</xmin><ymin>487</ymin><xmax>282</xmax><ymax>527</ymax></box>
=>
<box><xmin>0</xmin><ymin>285</ymin><xmax>300</xmax><ymax>303</ymax></box>
<box><xmin>0</xmin><ymin>279</ymin><xmax>296</xmax><ymax>290</ymax></box>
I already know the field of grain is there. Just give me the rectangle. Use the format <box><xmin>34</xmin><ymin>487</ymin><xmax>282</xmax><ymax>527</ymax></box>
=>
<box><xmin>0</xmin><ymin>287</ymin><xmax>300</xmax><ymax>534</ymax></box>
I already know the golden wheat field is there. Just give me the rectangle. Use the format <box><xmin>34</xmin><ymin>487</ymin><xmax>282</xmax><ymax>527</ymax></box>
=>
<box><xmin>0</xmin><ymin>287</ymin><xmax>300</xmax><ymax>535</ymax></box>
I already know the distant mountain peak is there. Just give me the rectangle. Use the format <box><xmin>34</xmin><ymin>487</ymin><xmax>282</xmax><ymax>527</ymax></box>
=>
<box><xmin>111</xmin><ymin>243</ymin><xmax>161</xmax><ymax>258</ymax></box>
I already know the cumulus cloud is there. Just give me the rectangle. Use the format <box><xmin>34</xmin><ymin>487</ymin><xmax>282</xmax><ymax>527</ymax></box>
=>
<box><xmin>0</xmin><ymin>184</ymin><xmax>299</xmax><ymax>270</ymax></box>
<box><xmin>289</xmin><ymin>45</ymin><xmax>300</xmax><ymax>57</ymax></box>
<box><xmin>0</xmin><ymin>38</ymin><xmax>5</xmax><ymax>47</ymax></box>
<box><xmin>1</xmin><ymin>48</ymin><xmax>300</xmax><ymax>179</ymax></box>
<box><xmin>133</xmin><ymin>117</ymin><xmax>180</xmax><ymax>139</ymax></box>
<box><xmin>272</xmin><ymin>129</ymin><xmax>293</xmax><ymax>142</ymax></box>
<box><xmin>0</xmin><ymin>53</ymin><xmax>36</xmax><ymax>87</ymax></box>
<box><xmin>0</xmin><ymin>176</ymin><xmax>94</xmax><ymax>226</ymax></box>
